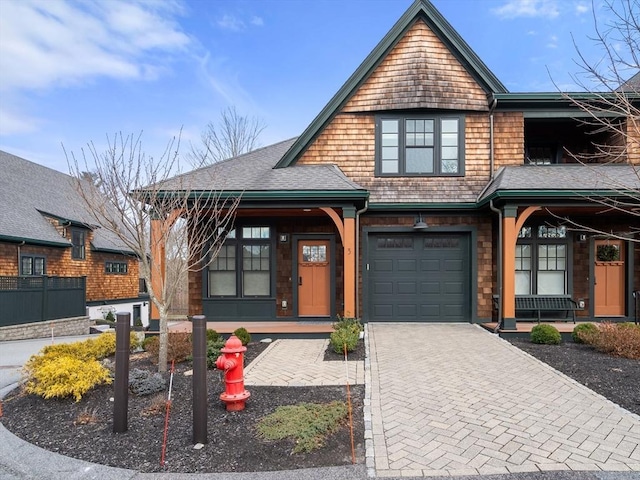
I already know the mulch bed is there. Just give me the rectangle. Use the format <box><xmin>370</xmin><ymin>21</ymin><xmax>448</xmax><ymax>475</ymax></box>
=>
<box><xmin>1</xmin><ymin>336</ymin><xmax>638</xmax><ymax>474</ymax></box>
<box><xmin>0</xmin><ymin>341</ymin><xmax>365</xmax><ymax>474</ymax></box>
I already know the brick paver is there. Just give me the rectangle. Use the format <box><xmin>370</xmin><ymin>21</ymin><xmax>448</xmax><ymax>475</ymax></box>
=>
<box><xmin>366</xmin><ymin>323</ymin><xmax>640</xmax><ymax>477</ymax></box>
<box><xmin>244</xmin><ymin>339</ymin><xmax>364</xmax><ymax>386</ymax></box>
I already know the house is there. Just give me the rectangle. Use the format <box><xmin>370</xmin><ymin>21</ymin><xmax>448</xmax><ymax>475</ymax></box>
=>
<box><xmin>0</xmin><ymin>151</ymin><xmax>149</xmax><ymax>333</ymax></box>
<box><xmin>155</xmin><ymin>0</ymin><xmax>639</xmax><ymax>330</ymax></box>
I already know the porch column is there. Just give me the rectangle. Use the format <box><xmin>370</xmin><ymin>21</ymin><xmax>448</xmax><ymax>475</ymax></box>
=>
<box><xmin>343</xmin><ymin>207</ymin><xmax>356</xmax><ymax>318</ymax></box>
<box><xmin>149</xmin><ymin>218</ymin><xmax>165</xmax><ymax>331</ymax></box>
<box><xmin>502</xmin><ymin>205</ymin><xmax>542</xmax><ymax>330</ymax></box>
<box><xmin>319</xmin><ymin>206</ymin><xmax>357</xmax><ymax>318</ymax></box>
<box><xmin>501</xmin><ymin>206</ymin><xmax>518</xmax><ymax>330</ymax></box>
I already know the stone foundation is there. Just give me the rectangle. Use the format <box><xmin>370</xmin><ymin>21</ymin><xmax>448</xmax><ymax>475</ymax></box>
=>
<box><xmin>0</xmin><ymin>316</ymin><xmax>90</xmax><ymax>341</ymax></box>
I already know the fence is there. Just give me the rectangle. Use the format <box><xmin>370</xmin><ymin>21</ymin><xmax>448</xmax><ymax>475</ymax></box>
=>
<box><xmin>0</xmin><ymin>276</ymin><xmax>86</xmax><ymax>328</ymax></box>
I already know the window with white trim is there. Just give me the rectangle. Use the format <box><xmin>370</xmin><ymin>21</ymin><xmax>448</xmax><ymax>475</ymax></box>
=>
<box><xmin>376</xmin><ymin>115</ymin><xmax>465</xmax><ymax>176</ymax></box>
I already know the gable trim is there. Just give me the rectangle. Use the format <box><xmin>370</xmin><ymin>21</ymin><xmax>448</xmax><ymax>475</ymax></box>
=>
<box><xmin>275</xmin><ymin>0</ymin><xmax>506</xmax><ymax>169</ymax></box>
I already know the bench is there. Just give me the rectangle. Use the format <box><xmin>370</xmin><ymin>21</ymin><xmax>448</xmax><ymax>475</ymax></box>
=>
<box><xmin>492</xmin><ymin>295</ymin><xmax>579</xmax><ymax>323</ymax></box>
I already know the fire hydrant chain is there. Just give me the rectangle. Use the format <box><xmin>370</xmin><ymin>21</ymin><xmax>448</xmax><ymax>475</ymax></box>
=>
<box><xmin>215</xmin><ymin>335</ymin><xmax>250</xmax><ymax>411</ymax></box>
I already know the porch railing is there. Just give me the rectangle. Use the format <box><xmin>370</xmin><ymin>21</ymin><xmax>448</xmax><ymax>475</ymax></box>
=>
<box><xmin>0</xmin><ymin>276</ymin><xmax>86</xmax><ymax>328</ymax></box>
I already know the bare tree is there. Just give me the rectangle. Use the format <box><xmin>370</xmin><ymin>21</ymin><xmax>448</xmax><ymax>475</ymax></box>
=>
<box><xmin>189</xmin><ymin>106</ymin><xmax>266</xmax><ymax>168</ymax></box>
<box><xmin>67</xmin><ymin>132</ymin><xmax>240</xmax><ymax>372</ymax></box>
<box><xmin>550</xmin><ymin>0</ymin><xmax>640</xmax><ymax>239</ymax></box>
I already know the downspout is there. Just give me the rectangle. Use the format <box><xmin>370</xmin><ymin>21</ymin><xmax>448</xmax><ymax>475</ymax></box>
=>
<box><xmin>354</xmin><ymin>200</ymin><xmax>369</xmax><ymax>319</ymax></box>
<box><xmin>17</xmin><ymin>240</ymin><xmax>25</xmax><ymax>274</ymax></box>
<box><xmin>489</xmin><ymin>200</ymin><xmax>502</xmax><ymax>332</ymax></box>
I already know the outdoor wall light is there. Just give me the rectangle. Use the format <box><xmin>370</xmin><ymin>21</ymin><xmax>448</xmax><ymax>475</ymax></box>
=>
<box><xmin>413</xmin><ymin>213</ymin><xmax>428</xmax><ymax>230</ymax></box>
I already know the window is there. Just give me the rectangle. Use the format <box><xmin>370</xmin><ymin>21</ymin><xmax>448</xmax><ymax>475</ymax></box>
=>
<box><xmin>105</xmin><ymin>261</ymin><xmax>127</xmax><ymax>274</ymax></box>
<box><xmin>377</xmin><ymin>115</ymin><xmax>464</xmax><ymax>176</ymax></box>
<box><xmin>20</xmin><ymin>255</ymin><xmax>45</xmax><ymax>275</ymax></box>
<box><xmin>525</xmin><ymin>145</ymin><xmax>558</xmax><ymax>165</ymax></box>
<box><xmin>516</xmin><ymin>225</ymin><xmax>568</xmax><ymax>295</ymax></box>
<box><xmin>208</xmin><ymin>226</ymin><xmax>272</xmax><ymax>297</ymax></box>
<box><xmin>71</xmin><ymin>229</ymin><xmax>86</xmax><ymax>260</ymax></box>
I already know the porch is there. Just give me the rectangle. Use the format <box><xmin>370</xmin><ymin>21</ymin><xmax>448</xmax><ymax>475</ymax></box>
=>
<box><xmin>168</xmin><ymin>319</ymin><xmax>335</xmax><ymax>340</ymax></box>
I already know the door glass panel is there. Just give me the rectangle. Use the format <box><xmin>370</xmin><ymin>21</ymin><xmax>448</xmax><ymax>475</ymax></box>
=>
<box><xmin>302</xmin><ymin>245</ymin><xmax>327</xmax><ymax>263</ymax></box>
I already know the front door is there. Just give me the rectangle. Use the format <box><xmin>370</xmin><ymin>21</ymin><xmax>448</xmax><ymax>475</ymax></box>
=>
<box><xmin>298</xmin><ymin>240</ymin><xmax>330</xmax><ymax>316</ymax></box>
<box><xmin>594</xmin><ymin>239</ymin><xmax>625</xmax><ymax>316</ymax></box>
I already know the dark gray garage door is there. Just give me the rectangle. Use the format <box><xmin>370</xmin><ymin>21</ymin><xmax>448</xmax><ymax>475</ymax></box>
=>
<box><xmin>367</xmin><ymin>233</ymin><xmax>470</xmax><ymax>322</ymax></box>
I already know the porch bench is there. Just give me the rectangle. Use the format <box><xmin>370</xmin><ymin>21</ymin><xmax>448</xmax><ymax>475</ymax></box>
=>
<box><xmin>515</xmin><ymin>295</ymin><xmax>578</xmax><ymax>323</ymax></box>
<box><xmin>492</xmin><ymin>295</ymin><xmax>579</xmax><ymax>323</ymax></box>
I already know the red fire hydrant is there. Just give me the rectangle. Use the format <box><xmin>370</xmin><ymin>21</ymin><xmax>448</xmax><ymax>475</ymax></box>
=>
<box><xmin>215</xmin><ymin>334</ymin><xmax>251</xmax><ymax>411</ymax></box>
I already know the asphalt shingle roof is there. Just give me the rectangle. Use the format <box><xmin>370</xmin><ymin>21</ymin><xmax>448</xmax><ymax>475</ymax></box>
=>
<box><xmin>480</xmin><ymin>164</ymin><xmax>640</xmax><ymax>201</ymax></box>
<box><xmin>160</xmin><ymin>138</ymin><xmax>366</xmax><ymax>193</ymax></box>
<box><xmin>0</xmin><ymin>150</ymin><xmax>134</xmax><ymax>253</ymax></box>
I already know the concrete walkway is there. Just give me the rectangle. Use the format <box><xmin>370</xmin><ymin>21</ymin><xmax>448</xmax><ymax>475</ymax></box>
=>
<box><xmin>366</xmin><ymin>323</ymin><xmax>640</xmax><ymax>477</ymax></box>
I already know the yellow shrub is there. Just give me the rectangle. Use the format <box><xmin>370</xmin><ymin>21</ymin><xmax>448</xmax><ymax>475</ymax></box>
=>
<box><xmin>24</xmin><ymin>354</ymin><xmax>112</xmax><ymax>402</ymax></box>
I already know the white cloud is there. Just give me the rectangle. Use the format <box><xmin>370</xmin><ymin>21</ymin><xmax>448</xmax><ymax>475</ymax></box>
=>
<box><xmin>492</xmin><ymin>0</ymin><xmax>560</xmax><ymax>19</ymax></box>
<box><xmin>547</xmin><ymin>34</ymin><xmax>559</xmax><ymax>48</ymax></box>
<box><xmin>216</xmin><ymin>13</ymin><xmax>264</xmax><ymax>31</ymax></box>
<box><xmin>575</xmin><ymin>2</ymin><xmax>590</xmax><ymax>15</ymax></box>
<box><xmin>0</xmin><ymin>0</ymin><xmax>191</xmax><ymax>93</ymax></box>
<box><xmin>0</xmin><ymin>109</ymin><xmax>39</xmax><ymax>136</ymax></box>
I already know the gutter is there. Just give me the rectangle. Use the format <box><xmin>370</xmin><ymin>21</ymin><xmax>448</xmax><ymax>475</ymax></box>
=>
<box><xmin>489</xmin><ymin>199</ymin><xmax>502</xmax><ymax>332</ymax></box>
<box><xmin>489</xmin><ymin>96</ymin><xmax>497</xmax><ymax>180</ymax></box>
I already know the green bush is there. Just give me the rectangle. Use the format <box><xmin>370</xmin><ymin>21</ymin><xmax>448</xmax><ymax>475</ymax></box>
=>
<box><xmin>530</xmin><ymin>324</ymin><xmax>561</xmax><ymax>345</ymax></box>
<box><xmin>207</xmin><ymin>338</ymin><xmax>226</xmax><ymax>369</ymax></box>
<box><xmin>105</xmin><ymin>311</ymin><xmax>115</xmax><ymax>322</ymax></box>
<box><xmin>330</xmin><ymin>327</ymin><xmax>359</xmax><ymax>354</ymax></box>
<box><xmin>333</xmin><ymin>316</ymin><xmax>363</xmax><ymax>336</ymax></box>
<box><xmin>572</xmin><ymin>323</ymin><xmax>599</xmax><ymax>343</ymax></box>
<box><xmin>206</xmin><ymin>329</ymin><xmax>221</xmax><ymax>343</ymax></box>
<box><xmin>233</xmin><ymin>327</ymin><xmax>251</xmax><ymax>345</ymax></box>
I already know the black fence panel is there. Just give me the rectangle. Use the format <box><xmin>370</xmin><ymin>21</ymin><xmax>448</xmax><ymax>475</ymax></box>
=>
<box><xmin>0</xmin><ymin>276</ymin><xmax>86</xmax><ymax>327</ymax></box>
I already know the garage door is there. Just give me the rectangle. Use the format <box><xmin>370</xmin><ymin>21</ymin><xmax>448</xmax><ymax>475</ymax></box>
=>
<box><xmin>367</xmin><ymin>233</ymin><xmax>470</xmax><ymax>322</ymax></box>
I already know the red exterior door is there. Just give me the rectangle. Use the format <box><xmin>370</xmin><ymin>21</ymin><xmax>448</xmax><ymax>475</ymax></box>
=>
<box><xmin>298</xmin><ymin>240</ymin><xmax>330</xmax><ymax>317</ymax></box>
<box><xmin>594</xmin><ymin>239</ymin><xmax>625</xmax><ymax>316</ymax></box>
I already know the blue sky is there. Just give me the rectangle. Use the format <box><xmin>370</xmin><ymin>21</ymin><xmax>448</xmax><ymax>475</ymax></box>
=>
<box><xmin>0</xmin><ymin>0</ymin><xmax>619</xmax><ymax>173</ymax></box>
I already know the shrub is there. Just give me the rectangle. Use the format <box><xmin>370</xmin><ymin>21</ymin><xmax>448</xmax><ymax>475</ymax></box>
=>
<box><xmin>257</xmin><ymin>401</ymin><xmax>348</xmax><ymax>453</ymax></box>
<box><xmin>24</xmin><ymin>354</ymin><xmax>112</xmax><ymax>402</ymax></box>
<box><xmin>206</xmin><ymin>329</ymin><xmax>221</xmax><ymax>343</ymax></box>
<box><xmin>105</xmin><ymin>311</ymin><xmax>116</xmax><ymax>322</ymax></box>
<box><xmin>233</xmin><ymin>327</ymin><xmax>251</xmax><ymax>345</ymax></box>
<box><xmin>129</xmin><ymin>368</ymin><xmax>166</xmax><ymax>396</ymax></box>
<box><xmin>333</xmin><ymin>316</ymin><xmax>363</xmax><ymax>336</ymax></box>
<box><xmin>330</xmin><ymin>327</ymin><xmax>359</xmax><ymax>354</ymax></box>
<box><xmin>572</xmin><ymin>323</ymin><xmax>599</xmax><ymax>344</ymax></box>
<box><xmin>207</xmin><ymin>338</ymin><xmax>226</xmax><ymax>369</ymax></box>
<box><xmin>588</xmin><ymin>322</ymin><xmax>640</xmax><ymax>359</ymax></box>
<box><xmin>530</xmin><ymin>324</ymin><xmax>561</xmax><ymax>345</ymax></box>
<box><xmin>143</xmin><ymin>333</ymin><xmax>193</xmax><ymax>364</ymax></box>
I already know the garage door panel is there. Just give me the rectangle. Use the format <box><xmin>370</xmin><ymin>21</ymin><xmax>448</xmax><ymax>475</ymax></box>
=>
<box><xmin>397</xmin><ymin>282</ymin><xmax>417</xmax><ymax>294</ymax></box>
<box><xmin>368</xmin><ymin>233</ymin><xmax>470</xmax><ymax>322</ymax></box>
<box><xmin>421</xmin><ymin>282</ymin><xmax>441</xmax><ymax>294</ymax></box>
<box><xmin>374</xmin><ymin>281</ymin><xmax>393</xmax><ymax>294</ymax></box>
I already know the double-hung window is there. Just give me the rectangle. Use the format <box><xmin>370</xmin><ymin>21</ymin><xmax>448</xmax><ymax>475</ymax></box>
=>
<box><xmin>71</xmin><ymin>229</ymin><xmax>86</xmax><ymax>260</ymax></box>
<box><xmin>208</xmin><ymin>226</ymin><xmax>272</xmax><ymax>297</ymax></box>
<box><xmin>377</xmin><ymin>115</ymin><xmax>464</xmax><ymax>176</ymax></box>
<box><xmin>21</xmin><ymin>255</ymin><xmax>45</xmax><ymax>275</ymax></box>
<box><xmin>516</xmin><ymin>225</ymin><xmax>568</xmax><ymax>295</ymax></box>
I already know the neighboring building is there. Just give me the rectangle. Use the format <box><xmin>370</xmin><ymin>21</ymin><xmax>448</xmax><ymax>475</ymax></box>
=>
<box><xmin>156</xmin><ymin>0</ymin><xmax>639</xmax><ymax>329</ymax></box>
<box><xmin>0</xmin><ymin>151</ymin><xmax>149</xmax><ymax>327</ymax></box>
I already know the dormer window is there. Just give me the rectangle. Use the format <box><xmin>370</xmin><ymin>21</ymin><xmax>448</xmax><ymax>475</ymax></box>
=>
<box><xmin>376</xmin><ymin>115</ymin><xmax>465</xmax><ymax>176</ymax></box>
<box><xmin>71</xmin><ymin>229</ymin><xmax>86</xmax><ymax>260</ymax></box>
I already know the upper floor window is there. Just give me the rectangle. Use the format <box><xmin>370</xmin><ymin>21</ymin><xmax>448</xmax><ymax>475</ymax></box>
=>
<box><xmin>376</xmin><ymin>115</ymin><xmax>464</xmax><ymax>176</ymax></box>
<box><xmin>105</xmin><ymin>261</ymin><xmax>127</xmax><ymax>274</ymax></box>
<box><xmin>21</xmin><ymin>255</ymin><xmax>45</xmax><ymax>276</ymax></box>
<box><xmin>71</xmin><ymin>229</ymin><xmax>86</xmax><ymax>260</ymax></box>
<box><xmin>525</xmin><ymin>145</ymin><xmax>558</xmax><ymax>165</ymax></box>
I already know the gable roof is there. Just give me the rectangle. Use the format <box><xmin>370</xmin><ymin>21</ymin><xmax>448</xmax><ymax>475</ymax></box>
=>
<box><xmin>156</xmin><ymin>138</ymin><xmax>367</xmax><ymax>203</ymax></box>
<box><xmin>478</xmin><ymin>164</ymin><xmax>640</xmax><ymax>203</ymax></box>
<box><xmin>0</xmin><ymin>150</ymin><xmax>135</xmax><ymax>253</ymax></box>
<box><xmin>275</xmin><ymin>0</ymin><xmax>506</xmax><ymax>169</ymax></box>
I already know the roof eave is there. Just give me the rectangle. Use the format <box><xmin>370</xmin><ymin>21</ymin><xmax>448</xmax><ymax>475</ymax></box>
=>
<box><xmin>0</xmin><ymin>234</ymin><xmax>70</xmax><ymax>248</ymax></box>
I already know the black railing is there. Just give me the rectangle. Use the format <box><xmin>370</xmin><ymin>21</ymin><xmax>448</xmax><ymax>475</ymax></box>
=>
<box><xmin>0</xmin><ymin>276</ymin><xmax>86</xmax><ymax>327</ymax></box>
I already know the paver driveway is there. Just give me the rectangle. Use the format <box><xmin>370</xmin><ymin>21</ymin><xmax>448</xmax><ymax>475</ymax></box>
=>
<box><xmin>365</xmin><ymin>323</ymin><xmax>640</xmax><ymax>477</ymax></box>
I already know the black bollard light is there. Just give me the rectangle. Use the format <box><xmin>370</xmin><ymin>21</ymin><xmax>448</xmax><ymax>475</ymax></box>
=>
<box><xmin>113</xmin><ymin>312</ymin><xmax>131</xmax><ymax>433</ymax></box>
<box><xmin>192</xmin><ymin>315</ymin><xmax>208</xmax><ymax>444</ymax></box>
